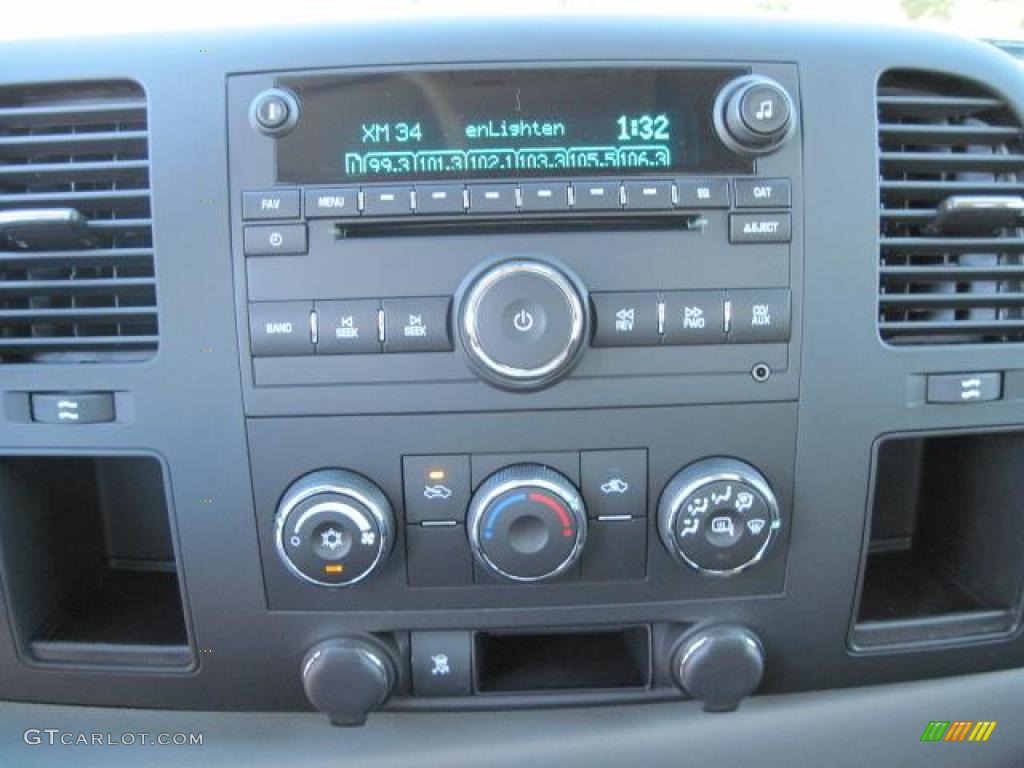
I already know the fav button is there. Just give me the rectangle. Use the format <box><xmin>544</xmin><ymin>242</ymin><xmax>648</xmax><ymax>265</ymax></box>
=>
<box><xmin>315</xmin><ymin>299</ymin><xmax>381</xmax><ymax>355</ymax></box>
<box><xmin>242</xmin><ymin>189</ymin><xmax>301</xmax><ymax>220</ymax></box>
<box><xmin>403</xmin><ymin>454</ymin><xmax>471</xmax><ymax>523</ymax></box>
<box><xmin>383</xmin><ymin>297</ymin><xmax>452</xmax><ymax>353</ymax></box>
<box><xmin>590</xmin><ymin>292</ymin><xmax>660</xmax><ymax>347</ymax></box>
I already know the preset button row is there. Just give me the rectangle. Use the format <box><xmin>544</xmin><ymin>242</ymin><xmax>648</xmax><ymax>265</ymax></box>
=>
<box><xmin>241</xmin><ymin>179</ymin><xmax>791</xmax><ymax>221</ymax></box>
<box><xmin>249</xmin><ymin>297</ymin><xmax>452</xmax><ymax>357</ymax></box>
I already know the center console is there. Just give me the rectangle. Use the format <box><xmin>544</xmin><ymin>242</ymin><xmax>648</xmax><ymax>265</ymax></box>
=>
<box><xmin>222</xmin><ymin>60</ymin><xmax>801</xmax><ymax>721</ymax></box>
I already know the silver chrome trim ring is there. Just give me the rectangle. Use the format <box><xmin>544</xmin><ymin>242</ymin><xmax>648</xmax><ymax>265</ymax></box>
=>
<box><xmin>467</xmin><ymin>464</ymin><xmax>588</xmax><ymax>583</ymax></box>
<box><xmin>274</xmin><ymin>469</ymin><xmax>394</xmax><ymax>588</ymax></box>
<box><xmin>461</xmin><ymin>260</ymin><xmax>585</xmax><ymax>383</ymax></box>
<box><xmin>657</xmin><ymin>458</ymin><xmax>781</xmax><ymax>577</ymax></box>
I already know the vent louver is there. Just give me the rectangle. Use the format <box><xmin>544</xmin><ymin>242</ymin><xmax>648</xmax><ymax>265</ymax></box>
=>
<box><xmin>878</xmin><ymin>70</ymin><xmax>1024</xmax><ymax>345</ymax></box>
<box><xmin>0</xmin><ymin>80</ymin><xmax>157</xmax><ymax>363</ymax></box>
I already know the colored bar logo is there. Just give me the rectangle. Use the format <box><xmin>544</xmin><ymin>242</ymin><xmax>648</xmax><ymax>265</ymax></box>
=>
<box><xmin>921</xmin><ymin>721</ymin><xmax>996</xmax><ymax>742</ymax></box>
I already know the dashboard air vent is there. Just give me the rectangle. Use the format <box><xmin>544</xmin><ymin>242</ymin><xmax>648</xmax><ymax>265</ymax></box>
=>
<box><xmin>878</xmin><ymin>70</ymin><xmax>1024</xmax><ymax>345</ymax></box>
<box><xmin>0</xmin><ymin>80</ymin><xmax>157</xmax><ymax>363</ymax></box>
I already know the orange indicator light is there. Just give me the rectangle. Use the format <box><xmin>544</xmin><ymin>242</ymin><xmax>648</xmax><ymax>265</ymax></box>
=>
<box><xmin>428</xmin><ymin>469</ymin><xmax>446</xmax><ymax>481</ymax></box>
<box><xmin>324</xmin><ymin>564</ymin><xmax>344</xmax><ymax>574</ymax></box>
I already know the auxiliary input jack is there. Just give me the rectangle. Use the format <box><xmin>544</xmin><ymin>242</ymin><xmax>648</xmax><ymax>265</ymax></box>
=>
<box><xmin>751</xmin><ymin>363</ymin><xmax>772</xmax><ymax>383</ymax></box>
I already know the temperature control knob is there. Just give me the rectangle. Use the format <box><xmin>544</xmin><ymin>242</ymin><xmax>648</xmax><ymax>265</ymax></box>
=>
<box><xmin>275</xmin><ymin>469</ymin><xmax>395</xmax><ymax>587</ymax></box>
<box><xmin>657</xmin><ymin>458</ymin><xmax>780</xmax><ymax>576</ymax></box>
<box><xmin>467</xmin><ymin>464</ymin><xmax>587</xmax><ymax>582</ymax></box>
<box><xmin>458</xmin><ymin>259</ymin><xmax>587</xmax><ymax>390</ymax></box>
<box><xmin>714</xmin><ymin>75</ymin><xmax>795</xmax><ymax>156</ymax></box>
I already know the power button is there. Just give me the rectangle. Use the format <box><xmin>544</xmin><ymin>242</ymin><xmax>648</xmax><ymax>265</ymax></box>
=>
<box><xmin>460</xmin><ymin>260</ymin><xmax>587</xmax><ymax>390</ymax></box>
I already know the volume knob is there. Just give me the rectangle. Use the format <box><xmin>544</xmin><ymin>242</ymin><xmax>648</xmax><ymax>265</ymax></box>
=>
<box><xmin>458</xmin><ymin>259</ymin><xmax>587</xmax><ymax>391</ymax></box>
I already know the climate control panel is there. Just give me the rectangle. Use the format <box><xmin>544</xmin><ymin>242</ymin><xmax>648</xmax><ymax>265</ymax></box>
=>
<box><xmin>270</xmin><ymin>450</ymin><xmax>785</xmax><ymax>595</ymax></box>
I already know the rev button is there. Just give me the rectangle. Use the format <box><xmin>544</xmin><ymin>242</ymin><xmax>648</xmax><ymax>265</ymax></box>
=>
<box><xmin>590</xmin><ymin>292</ymin><xmax>660</xmax><ymax>347</ymax></box>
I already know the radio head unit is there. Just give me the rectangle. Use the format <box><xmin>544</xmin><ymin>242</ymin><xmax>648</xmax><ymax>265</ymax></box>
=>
<box><xmin>227</xmin><ymin>62</ymin><xmax>803</xmax><ymax>415</ymax></box>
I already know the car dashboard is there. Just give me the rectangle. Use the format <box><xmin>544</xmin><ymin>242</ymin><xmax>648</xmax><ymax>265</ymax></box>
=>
<box><xmin>1</xmin><ymin>15</ymin><xmax>1024</xmax><ymax>766</ymax></box>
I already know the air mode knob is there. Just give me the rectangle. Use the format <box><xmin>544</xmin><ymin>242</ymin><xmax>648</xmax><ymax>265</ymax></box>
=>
<box><xmin>458</xmin><ymin>259</ymin><xmax>588</xmax><ymax>390</ymax></box>
<box><xmin>714</xmin><ymin>75</ymin><xmax>795</xmax><ymax>156</ymax></box>
<box><xmin>275</xmin><ymin>469</ymin><xmax>395</xmax><ymax>587</ymax></box>
<box><xmin>467</xmin><ymin>464</ymin><xmax>588</xmax><ymax>582</ymax></box>
<box><xmin>657</xmin><ymin>458</ymin><xmax>780</xmax><ymax>576</ymax></box>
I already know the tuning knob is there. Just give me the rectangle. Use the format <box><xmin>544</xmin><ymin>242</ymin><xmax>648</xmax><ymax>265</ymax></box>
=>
<box><xmin>467</xmin><ymin>464</ymin><xmax>587</xmax><ymax>582</ymax></box>
<box><xmin>302</xmin><ymin>636</ymin><xmax>397</xmax><ymax>726</ymax></box>
<box><xmin>275</xmin><ymin>469</ymin><xmax>395</xmax><ymax>587</ymax></box>
<box><xmin>671</xmin><ymin>625</ymin><xmax>765</xmax><ymax>712</ymax></box>
<box><xmin>657</xmin><ymin>458</ymin><xmax>780</xmax><ymax>576</ymax></box>
<box><xmin>714</xmin><ymin>75</ymin><xmax>795</xmax><ymax>156</ymax></box>
<box><xmin>458</xmin><ymin>259</ymin><xmax>587</xmax><ymax>390</ymax></box>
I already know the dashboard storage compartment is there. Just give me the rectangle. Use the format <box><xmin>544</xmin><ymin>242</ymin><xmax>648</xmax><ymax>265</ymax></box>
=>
<box><xmin>476</xmin><ymin>627</ymin><xmax>650</xmax><ymax>693</ymax></box>
<box><xmin>852</xmin><ymin>432</ymin><xmax>1024</xmax><ymax>649</ymax></box>
<box><xmin>0</xmin><ymin>456</ymin><xmax>191</xmax><ymax>667</ymax></box>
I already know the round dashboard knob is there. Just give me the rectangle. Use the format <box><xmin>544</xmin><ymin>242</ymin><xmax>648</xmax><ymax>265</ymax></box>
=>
<box><xmin>302</xmin><ymin>636</ymin><xmax>397</xmax><ymax>725</ymax></box>
<box><xmin>671</xmin><ymin>625</ymin><xmax>765</xmax><ymax>712</ymax></box>
<box><xmin>657</xmin><ymin>457</ymin><xmax>780</xmax><ymax>576</ymax></box>
<box><xmin>275</xmin><ymin>469</ymin><xmax>395</xmax><ymax>587</ymax></box>
<box><xmin>467</xmin><ymin>464</ymin><xmax>587</xmax><ymax>582</ymax></box>
<box><xmin>249</xmin><ymin>88</ymin><xmax>300</xmax><ymax>137</ymax></box>
<box><xmin>458</xmin><ymin>259</ymin><xmax>587</xmax><ymax>390</ymax></box>
<box><xmin>714</xmin><ymin>76</ymin><xmax>795</xmax><ymax>156</ymax></box>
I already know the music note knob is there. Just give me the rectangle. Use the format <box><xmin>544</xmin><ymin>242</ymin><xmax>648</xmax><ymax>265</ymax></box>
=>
<box><xmin>714</xmin><ymin>75</ymin><xmax>795</xmax><ymax>156</ymax></box>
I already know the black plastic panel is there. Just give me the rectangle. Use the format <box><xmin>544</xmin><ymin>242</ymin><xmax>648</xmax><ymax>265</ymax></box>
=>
<box><xmin>0</xmin><ymin>18</ymin><xmax>1023</xmax><ymax>721</ymax></box>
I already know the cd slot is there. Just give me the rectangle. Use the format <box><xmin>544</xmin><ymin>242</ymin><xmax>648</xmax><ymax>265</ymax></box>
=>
<box><xmin>334</xmin><ymin>213</ymin><xmax>709</xmax><ymax>239</ymax></box>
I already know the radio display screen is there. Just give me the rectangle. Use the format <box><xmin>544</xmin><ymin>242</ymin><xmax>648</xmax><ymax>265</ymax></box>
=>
<box><xmin>275</xmin><ymin>67</ymin><xmax>753</xmax><ymax>183</ymax></box>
